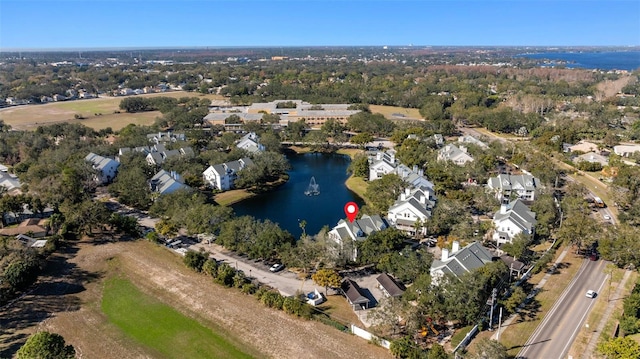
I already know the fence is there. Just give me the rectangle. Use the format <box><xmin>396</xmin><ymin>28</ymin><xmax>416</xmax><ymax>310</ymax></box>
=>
<box><xmin>452</xmin><ymin>324</ymin><xmax>479</xmax><ymax>353</ymax></box>
<box><xmin>350</xmin><ymin>324</ymin><xmax>391</xmax><ymax>349</ymax></box>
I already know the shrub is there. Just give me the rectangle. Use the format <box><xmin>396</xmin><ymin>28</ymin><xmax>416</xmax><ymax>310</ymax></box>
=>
<box><xmin>240</xmin><ymin>283</ymin><xmax>257</xmax><ymax>295</ymax></box>
<box><xmin>202</xmin><ymin>259</ymin><xmax>218</xmax><ymax>277</ymax></box>
<box><xmin>260</xmin><ymin>291</ymin><xmax>284</xmax><ymax>310</ymax></box>
<box><xmin>215</xmin><ymin>263</ymin><xmax>236</xmax><ymax>287</ymax></box>
<box><xmin>183</xmin><ymin>250</ymin><xmax>208</xmax><ymax>272</ymax></box>
<box><xmin>233</xmin><ymin>272</ymin><xmax>247</xmax><ymax>288</ymax></box>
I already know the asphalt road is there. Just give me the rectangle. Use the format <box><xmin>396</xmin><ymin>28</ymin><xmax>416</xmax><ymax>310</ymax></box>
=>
<box><xmin>517</xmin><ymin>258</ymin><xmax>608</xmax><ymax>359</ymax></box>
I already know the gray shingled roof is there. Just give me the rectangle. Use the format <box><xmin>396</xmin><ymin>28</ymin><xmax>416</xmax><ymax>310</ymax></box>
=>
<box><xmin>488</xmin><ymin>174</ymin><xmax>539</xmax><ymax>192</ymax></box>
<box><xmin>376</xmin><ymin>273</ymin><xmax>405</xmax><ymax>297</ymax></box>
<box><xmin>341</xmin><ymin>279</ymin><xmax>370</xmax><ymax>305</ymax></box>
<box><xmin>431</xmin><ymin>242</ymin><xmax>494</xmax><ymax>279</ymax></box>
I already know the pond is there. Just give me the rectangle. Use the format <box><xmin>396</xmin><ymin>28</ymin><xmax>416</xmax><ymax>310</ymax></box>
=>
<box><xmin>232</xmin><ymin>152</ymin><xmax>364</xmax><ymax>238</ymax></box>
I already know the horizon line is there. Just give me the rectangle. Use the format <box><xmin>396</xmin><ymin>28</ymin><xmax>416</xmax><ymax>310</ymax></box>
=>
<box><xmin>2</xmin><ymin>45</ymin><xmax>640</xmax><ymax>53</ymax></box>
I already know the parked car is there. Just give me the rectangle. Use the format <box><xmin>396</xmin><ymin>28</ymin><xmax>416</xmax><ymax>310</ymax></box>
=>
<box><xmin>585</xmin><ymin>290</ymin><xmax>597</xmax><ymax>298</ymax></box>
<box><xmin>269</xmin><ymin>263</ymin><xmax>284</xmax><ymax>272</ymax></box>
<box><xmin>603</xmin><ymin>214</ymin><xmax>611</xmax><ymax>221</ymax></box>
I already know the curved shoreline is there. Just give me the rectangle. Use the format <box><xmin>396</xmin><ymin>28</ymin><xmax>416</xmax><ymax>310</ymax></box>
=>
<box><xmin>215</xmin><ymin>145</ymin><xmax>371</xmax><ymax>208</ymax></box>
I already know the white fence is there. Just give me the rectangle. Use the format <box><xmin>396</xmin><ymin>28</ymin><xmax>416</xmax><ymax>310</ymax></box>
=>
<box><xmin>350</xmin><ymin>324</ymin><xmax>391</xmax><ymax>349</ymax></box>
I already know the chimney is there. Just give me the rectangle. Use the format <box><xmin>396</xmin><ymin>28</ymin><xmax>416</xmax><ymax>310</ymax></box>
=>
<box><xmin>441</xmin><ymin>248</ymin><xmax>449</xmax><ymax>261</ymax></box>
<box><xmin>460</xmin><ymin>145</ymin><xmax>467</xmax><ymax>153</ymax></box>
<box><xmin>401</xmin><ymin>192</ymin><xmax>406</xmax><ymax>201</ymax></box>
<box><xmin>452</xmin><ymin>241</ymin><xmax>460</xmax><ymax>254</ymax></box>
<box><xmin>419</xmin><ymin>195</ymin><xmax>426</xmax><ymax>205</ymax></box>
<box><xmin>500</xmin><ymin>203</ymin><xmax>509</xmax><ymax>214</ymax></box>
<box><xmin>413</xmin><ymin>165</ymin><xmax>418</xmax><ymax>173</ymax></box>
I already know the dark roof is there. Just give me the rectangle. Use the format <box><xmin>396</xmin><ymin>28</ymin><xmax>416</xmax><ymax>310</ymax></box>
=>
<box><xmin>500</xmin><ymin>255</ymin><xmax>525</xmax><ymax>271</ymax></box>
<box><xmin>376</xmin><ymin>273</ymin><xmax>405</xmax><ymax>297</ymax></box>
<box><xmin>341</xmin><ymin>279</ymin><xmax>370</xmax><ymax>305</ymax></box>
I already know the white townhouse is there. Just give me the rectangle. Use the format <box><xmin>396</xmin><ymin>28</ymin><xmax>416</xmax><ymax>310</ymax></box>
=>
<box><xmin>387</xmin><ymin>186</ymin><xmax>436</xmax><ymax>236</ymax></box>
<box><xmin>202</xmin><ymin>157</ymin><xmax>254</xmax><ymax>191</ymax></box>
<box><xmin>149</xmin><ymin>170</ymin><xmax>190</xmax><ymax>196</ymax></box>
<box><xmin>487</xmin><ymin>173</ymin><xmax>540</xmax><ymax>204</ymax></box>
<box><xmin>85</xmin><ymin>152</ymin><xmax>120</xmax><ymax>184</ymax></box>
<box><xmin>492</xmin><ymin>199</ymin><xmax>537</xmax><ymax>246</ymax></box>
<box><xmin>437</xmin><ymin>144</ymin><xmax>474</xmax><ymax>166</ymax></box>
<box><xmin>328</xmin><ymin>214</ymin><xmax>388</xmax><ymax>261</ymax></box>
<box><xmin>369</xmin><ymin>150</ymin><xmax>398</xmax><ymax>181</ymax></box>
<box><xmin>236</xmin><ymin>132</ymin><xmax>265</xmax><ymax>154</ymax></box>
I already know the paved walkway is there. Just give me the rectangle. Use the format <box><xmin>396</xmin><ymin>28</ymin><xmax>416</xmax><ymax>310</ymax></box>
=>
<box><xmin>581</xmin><ymin>269</ymin><xmax>633</xmax><ymax>359</ymax></box>
<box><xmin>492</xmin><ymin>247</ymin><xmax>570</xmax><ymax>340</ymax></box>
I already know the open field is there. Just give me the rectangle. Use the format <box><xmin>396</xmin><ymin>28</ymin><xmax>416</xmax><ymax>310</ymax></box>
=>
<box><xmin>0</xmin><ymin>91</ymin><xmax>224</xmax><ymax>131</ymax></box>
<box><xmin>369</xmin><ymin>105</ymin><xmax>422</xmax><ymax>120</ymax></box>
<box><xmin>0</xmin><ymin>240</ymin><xmax>391</xmax><ymax>359</ymax></box>
<box><xmin>102</xmin><ymin>276</ymin><xmax>253</xmax><ymax>359</ymax></box>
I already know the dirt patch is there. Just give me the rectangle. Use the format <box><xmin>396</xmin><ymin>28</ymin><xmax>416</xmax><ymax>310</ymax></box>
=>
<box><xmin>595</xmin><ymin>74</ymin><xmax>634</xmax><ymax>100</ymax></box>
<box><xmin>0</xmin><ymin>240</ymin><xmax>391</xmax><ymax>359</ymax></box>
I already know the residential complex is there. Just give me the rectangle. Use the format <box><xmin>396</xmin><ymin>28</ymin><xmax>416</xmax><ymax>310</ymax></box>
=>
<box><xmin>202</xmin><ymin>158</ymin><xmax>254</xmax><ymax>191</ymax></box>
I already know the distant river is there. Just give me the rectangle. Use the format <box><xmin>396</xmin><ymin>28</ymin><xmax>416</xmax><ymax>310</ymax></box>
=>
<box><xmin>518</xmin><ymin>51</ymin><xmax>640</xmax><ymax>71</ymax></box>
<box><xmin>232</xmin><ymin>152</ymin><xmax>364</xmax><ymax>238</ymax></box>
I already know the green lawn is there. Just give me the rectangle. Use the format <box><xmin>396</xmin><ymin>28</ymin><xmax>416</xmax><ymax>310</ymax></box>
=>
<box><xmin>102</xmin><ymin>277</ymin><xmax>256</xmax><ymax>359</ymax></box>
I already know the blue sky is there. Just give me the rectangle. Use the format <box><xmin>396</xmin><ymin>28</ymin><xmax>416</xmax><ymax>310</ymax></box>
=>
<box><xmin>1</xmin><ymin>0</ymin><xmax>639</xmax><ymax>49</ymax></box>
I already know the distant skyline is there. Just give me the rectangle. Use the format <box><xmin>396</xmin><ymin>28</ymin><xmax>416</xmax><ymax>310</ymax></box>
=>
<box><xmin>1</xmin><ymin>0</ymin><xmax>639</xmax><ymax>50</ymax></box>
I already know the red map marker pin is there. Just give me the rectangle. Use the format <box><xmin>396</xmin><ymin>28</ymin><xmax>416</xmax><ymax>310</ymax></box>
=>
<box><xmin>344</xmin><ymin>202</ymin><xmax>359</xmax><ymax>223</ymax></box>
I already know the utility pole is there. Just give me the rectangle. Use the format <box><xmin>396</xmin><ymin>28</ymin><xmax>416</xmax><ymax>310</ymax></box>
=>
<box><xmin>489</xmin><ymin>288</ymin><xmax>497</xmax><ymax>331</ymax></box>
<box><xmin>497</xmin><ymin>307</ymin><xmax>503</xmax><ymax>340</ymax></box>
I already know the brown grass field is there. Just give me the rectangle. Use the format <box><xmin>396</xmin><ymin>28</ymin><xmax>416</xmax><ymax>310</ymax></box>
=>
<box><xmin>369</xmin><ymin>105</ymin><xmax>422</xmax><ymax>121</ymax></box>
<box><xmin>0</xmin><ymin>91</ymin><xmax>225</xmax><ymax>131</ymax></box>
<box><xmin>0</xmin><ymin>240</ymin><xmax>391</xmax><ymax>359</ymax></box>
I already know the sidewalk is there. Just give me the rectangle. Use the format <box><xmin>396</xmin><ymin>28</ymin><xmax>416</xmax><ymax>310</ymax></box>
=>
<box><xmin>581</xmin><ymin>269</ymin><xmax>632</xmax><ymax>359</ymax></box>
<box><xmin>492</xmin><ymin>247</ymin><xmax>570</xmax><ymax>340</ymax></box>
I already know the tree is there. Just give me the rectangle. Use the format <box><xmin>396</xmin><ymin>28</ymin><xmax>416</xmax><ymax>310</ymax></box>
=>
<box><xmin>312</xmin><ymin>268</ymin><xmax>342</xmax><ymax>295</ymax></box>
<box><xmin>368</xmin><ymin>296</ymin><xmax>406</xmax><ymax>336</ymax></box>
<box><xmin>299</xmin><ymin>219</ymin><xmax>307</xmax><ymax>238</ymax></box>
<box><xmin>365</xmin><ymin>174</ymin><xmax>406</xmax><ymax>214</ymax></box>
<box><xmin>350</xmin><ymin>132</ymin><xmax>374</xmax><ymax>147</ymax></box>
<box><xmin>16</xmin><ymin>331</ymin><xmax>75</xmax><ymax>359</ymax></box>
<box><xmin>466</xmin><ymin>338</ymin><xmax>508</xmax><ymax>359</ymax></box>
<box><xmin>183</xmin><ymin>250</ymin><xmax>209</xmax><ymax>272</ymax></box>
<box><xmin>427</xmin><ymin>343</ymin><xmax>449</xmax><ymax>359</ymax></box>
<box><xmin>357</xmin><ymin>227</ymin><xmax>408</xmax><ymax>265</ymax></box>
<box><xmin>597</xmin><ymin>337</ymin><xmax>640</xmax><ymax>359</ymax></box>
<box><xmin>503</xmin><ymin>286</ymin><xmax>527</xmax><ymax>313</ymax></box>
<box><xmin>321</xmin><ymin>119</ymin><xmax>347</xmax><ymax>143</ymax></box>
<box><xmin>390</xmin><ymin>335</ymin><xmax>423</xmax><ymax>359</ymax></box>
<box><xmin>347</xmin><ymin>153</ymin><xmax>369</xmax><ymax>178</ymax></box>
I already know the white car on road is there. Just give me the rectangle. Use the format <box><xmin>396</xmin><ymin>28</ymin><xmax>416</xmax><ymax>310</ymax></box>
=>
<box><xmin>585</xmin><ymin>290</ymin><xmax>597</xmax><ymax>298</ymax></box>
<box><xmin>603</xmin><ymin>214</ymin><xmax>611</xmax><ymax>221</ymax></box>
<box><xmin>269</xmin><ymin>263</ymin><xmax>284</xmax><ymax>272</ymax></box>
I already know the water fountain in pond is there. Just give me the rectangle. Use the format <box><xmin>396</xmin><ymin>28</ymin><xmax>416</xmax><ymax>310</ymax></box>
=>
<box><xmin>304</xmin><ymin>176</ymin><xmax>320</xmax><ymax>196</ymax></box>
